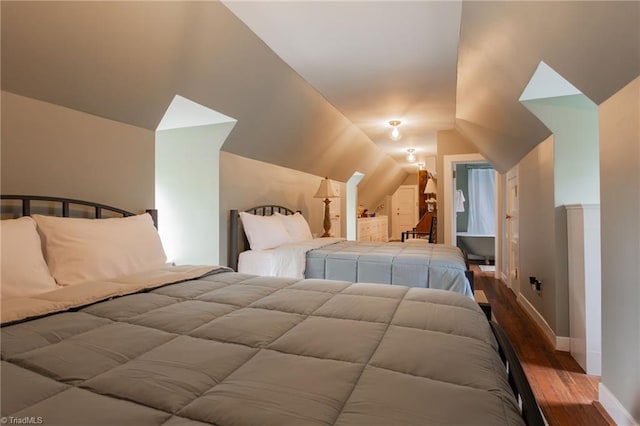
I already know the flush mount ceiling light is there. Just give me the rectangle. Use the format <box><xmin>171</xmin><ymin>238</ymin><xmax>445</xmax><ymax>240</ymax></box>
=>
<box><xmin>406</xmin><ymin>148</ymin><xmax>416</xmax><ymax>162</ymax></box>
<box><xmin>389</xmin><ymin>120</ymin><xmax>402</xmax><ymax>141</ymax></box>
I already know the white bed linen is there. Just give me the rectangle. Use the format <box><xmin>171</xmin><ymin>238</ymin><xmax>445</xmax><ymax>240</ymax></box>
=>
<box><xmin>237</xmin><ymin>238</ymin><xmax>343</xmax><ymax>278</ymax></box>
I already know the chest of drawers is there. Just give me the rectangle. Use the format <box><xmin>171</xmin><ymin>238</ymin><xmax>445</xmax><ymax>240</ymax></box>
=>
<box><xmin>357</xmin><ymin>216</ymin><xmax>388</xmax><ymax>242</ymax></box>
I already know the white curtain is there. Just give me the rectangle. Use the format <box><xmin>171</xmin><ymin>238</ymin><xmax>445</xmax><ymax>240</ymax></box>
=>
<box><xmin>467</xmin><ymin>169</ymin><xmax>496</xmax><ymax>235</ymax></box>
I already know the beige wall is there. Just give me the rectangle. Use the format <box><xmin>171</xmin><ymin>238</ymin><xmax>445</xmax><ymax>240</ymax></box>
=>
<box><xmin>598</xmin><ymin>77</ymin><xmax>640</xmax><ymax>422</ymax></box>
<box><xmin>518</xmin><ymin>136</ymin><xmax>564</xmax><ymax>333</ymax></box>
<box><xmin>220</xmin><ymin>151</ymin><xmax>344</xmax><ymax>266</ymax></box>
<box><xmin>0</xmin><ymin>90</ymin><xmax>347</xmax><ymax>270</ymax></box>
<box><xmin>401</xmin><ymin>172</ymin><xmax>418</xmax><ymax>186</ymax></box>
<box><xmin>1</xmin><ymin>91</ymin><xmax>154</xmax><ymax>213</ymax></box>
<box><xmin>436</xmin><ymin>129</ymin><xmax>478</xmax><ymax>242</ymax></box>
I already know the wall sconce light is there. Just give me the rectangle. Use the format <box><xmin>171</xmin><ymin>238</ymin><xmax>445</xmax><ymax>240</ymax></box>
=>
<box><xmin>406</xmin><ymin>148</ymin><xmax>416</xmax><ymax>162</ymax></box>
<box><xmin>389</xmin><ymin>120</ymin><xmax>402</xmax><ymax>141</ymax></box>
<box><xmin>417</xmin><ymin>162</ymin><xmax>425</xmax><ymax>170</ymax></box>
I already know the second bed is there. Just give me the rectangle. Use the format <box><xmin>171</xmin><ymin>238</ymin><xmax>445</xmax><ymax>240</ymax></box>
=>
<box><xmin>230</xmin><ymin>206</ymin><xmax>474</xmax><ymax>297</ymax></box>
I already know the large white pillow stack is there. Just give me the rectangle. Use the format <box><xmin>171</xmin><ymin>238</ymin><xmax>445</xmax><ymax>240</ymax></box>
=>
<box><xmin>239</xmin><ymin>212</ymin><xmax>292</xmax><ymax>250</ymax></box>
<box><xmin>1</xmin><ymin>217</ymin><xmax>59</xmax><ymax>299</ymax></box>
<box><xmin>275</xmin><ymin>212</ymin><xmax>313</xmax><ymax>242</ymax></box>
<box><xmin>33</xmin><ymin>213</ymin><xmax>167</xmax><ymax>286</ymax></box>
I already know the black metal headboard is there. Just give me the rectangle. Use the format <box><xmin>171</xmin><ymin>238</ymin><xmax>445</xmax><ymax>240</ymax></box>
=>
<box><xmin>229</xmin><ymin>205</ymin><xmax>297</xmax><ymax>271</ymax></box>
<box><xmin>0</xmin><ymin>195</ymin><xmax>158</xmax><ymax>228</ymax></box>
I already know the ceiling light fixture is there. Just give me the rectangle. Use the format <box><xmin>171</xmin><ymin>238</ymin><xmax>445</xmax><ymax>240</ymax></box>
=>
<box><xmin>389</xmin><ymin>120</ymin><xmax>402</xmax><ymax>141</ymax></box>
<box><xmin>406</xmin><ymin>148</ymin><xmax>416</xmax><ymax>162</ymax></box>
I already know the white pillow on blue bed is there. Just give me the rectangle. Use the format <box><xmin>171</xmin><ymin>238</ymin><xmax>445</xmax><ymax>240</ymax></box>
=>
<box><xmin>33</xmin><ymin>213</ymin><xmax>167</xmax><ymax>286</ymax></box>
<box><xmin>0</xmin><ymin>216</ymin><xmax>59</xmax><ymax>299</ymax></box>
<box><xmin>275</xmin><ymin>212</ymin><xmax>313</xmax><ymax>242</ymax></box>
<box><xmin>239</xmin><ymin>212</ymin><xmax>292</xmax><ymax>250</ymax></box>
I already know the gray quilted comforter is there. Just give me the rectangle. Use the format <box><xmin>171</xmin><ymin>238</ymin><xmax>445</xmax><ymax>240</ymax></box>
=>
<box><xmin>1</xmin><ymin>271</ymin><xmax>523</xmax><ymax>426</ymax></box>
<box><xmin>306</xmin><ymin>241</ymin><xmax>473</xmax><ymax>296</ymax></box>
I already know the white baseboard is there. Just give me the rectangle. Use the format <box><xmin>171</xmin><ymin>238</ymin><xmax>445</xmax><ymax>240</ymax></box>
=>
<box><xmin>517</xmin><ymin>293</ymin><xmax>570</xmax><ymax>351</ymax></box>
<box><xmin>599</xmin><ymin>383</ymin><xmax>639</xmax><ymax>425</ymax></box>
<box><xmin>555</xmin><ymin>336</ymin><xmax>571</xmax><ymax>352</ymax></box>
<box><xmin>587</xmin><ymin>351</ymin><xmax>602</xmax><ymax>376</ymax></box>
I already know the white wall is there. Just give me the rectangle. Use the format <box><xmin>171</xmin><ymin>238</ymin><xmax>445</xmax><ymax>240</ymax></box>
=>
<box><xmin>156</xmin><ymin>123</ymin><xmax>234</xmax><ymax>265</ymax></box>
<box><xmin>522</xmin><ymin>94</ymin><xmax>600</xmax><ymax>206</ymax></box>
<box><xmin>346</xmin><ymin>172</ymin><xmax>365</xmax><ymax>240</ymax></box>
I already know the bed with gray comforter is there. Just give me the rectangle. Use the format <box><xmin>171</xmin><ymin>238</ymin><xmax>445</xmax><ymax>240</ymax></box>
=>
<box><xmin>1</xmin><ymin>270</ymin><xmax>525</xmax><ymax>426</ymax></box>
<box><xmin>306</xmin><ymin>240</ymin><xmax>473</xmax><ymax>295</ymax></box>
<box><xmin>230</xmin><ymin>207</ymin><xmax>474</xmax><ymax>296</ymax></box>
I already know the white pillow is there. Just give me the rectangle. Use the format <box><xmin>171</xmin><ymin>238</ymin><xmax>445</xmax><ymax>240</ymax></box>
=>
<box><xmin>239</xmin><ymin>212</ymin><xmax>292</xmax><ymax>250</ymax></box>
<box><xmin>1</xmin><ymin>217</ymin><xmax>59</xmax><ymax>299</ymax></box>
<box><xmin>33</xmin><ymin>213</ymin><xmax>167</xmax><ymax>286</ymax></box>
<box><xmin>275</xmin><ymin>212</ymin><xmax>313</xmax><ymax>242</ymax></box>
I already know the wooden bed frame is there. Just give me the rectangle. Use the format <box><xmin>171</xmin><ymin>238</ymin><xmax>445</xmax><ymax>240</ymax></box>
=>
<box><xmin>491</xmin><ymin>321</ymin><xmax>546</xmax><ymax>426</ymax></box>
<box><xmin>2</xmin><ymin>195</ymin><xmax>544</xmax><ymax>426</ymax></box>
<box><xmin>0</xmin><ymin>195</ymin><xmax>158</xmax><ymax>228</ymax></box>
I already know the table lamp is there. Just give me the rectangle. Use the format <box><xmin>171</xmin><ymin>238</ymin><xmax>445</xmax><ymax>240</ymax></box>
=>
<box><xmin>314</xmin><ymin>176</ymin><xmax>339</xmax><ymax>237</ymax></box>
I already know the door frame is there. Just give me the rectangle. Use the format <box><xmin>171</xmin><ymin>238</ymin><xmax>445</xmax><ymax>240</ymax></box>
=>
<box><xmin>443</xmin><ymin>154</ymin><xmax>500</xmax><ymax>278</ymax></box>
<box><xmin>329</xmin><ymin>182</ymin><xmax>342</xmax><ymax>238</ymax></box>
<box><xmin>505</xmin><ymin>166</ymin><xmax>519</xmax><ymax>293</ymax></box>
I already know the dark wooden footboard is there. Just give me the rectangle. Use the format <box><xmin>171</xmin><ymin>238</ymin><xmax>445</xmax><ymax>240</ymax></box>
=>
<box><xmin>490</xmin><ymin>321</ymin><xmax>546</xmax><ymax>426</ymax></box>
<box><xmin>465</xmin><ymin>269</ymin><xmax>474</xmax><ymax>292</ymax></box>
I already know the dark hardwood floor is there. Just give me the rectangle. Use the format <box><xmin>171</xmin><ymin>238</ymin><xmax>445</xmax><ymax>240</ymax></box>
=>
<box><xmin>471</xmin><ymin>265</ymin><xmax>615</xmax><ymax>426</ymax></box>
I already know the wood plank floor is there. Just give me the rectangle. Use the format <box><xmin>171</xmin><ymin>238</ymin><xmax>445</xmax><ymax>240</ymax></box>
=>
<box><xmin>471</xmin><ymin>265</ymin><xmax>615</xmax><ymax>426</ymax></box>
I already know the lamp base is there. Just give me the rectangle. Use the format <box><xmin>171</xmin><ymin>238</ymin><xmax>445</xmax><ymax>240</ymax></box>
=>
<box><xmin>321</xmin><ymin>198</ymin><xmax>332</xmax><ymax>237</ymax></box>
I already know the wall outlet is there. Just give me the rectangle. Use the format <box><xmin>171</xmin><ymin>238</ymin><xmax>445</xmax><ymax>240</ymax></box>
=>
<box><xmin>529</xmin><ymin>276</ymin><xmax>542</xmax><ymax>294</ymax></box>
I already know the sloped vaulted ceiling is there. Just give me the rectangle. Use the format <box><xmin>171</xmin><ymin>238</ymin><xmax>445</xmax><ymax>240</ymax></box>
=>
<box><xmin>456</xmin><ymin>1</ymin><xmax>640</xmax><ymax>172</ymax></box>
<box><xmin>0</xmin><ymin>1</ymin><xmax>407</xmax><ymax>205</ymax></box>
<box><xmin>3</xmin><ymin>1</ymin><xmax>638</xmax><ymax>186</ymax></box>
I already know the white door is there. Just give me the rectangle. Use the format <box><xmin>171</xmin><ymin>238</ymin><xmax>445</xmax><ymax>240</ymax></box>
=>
<box><xmin>329</xmin><ymin>184</ymin><xmax>341</xmax><ymax>237</ymax></box>
<box><xmin>392</xmin><ymin>185</ymin><xmax>418</xmax><ymax>240</ymax></box>
<box><xmin>506</xmin><ymin>169</ymin><xmax>519</xmax><ymax>293</ymax></box>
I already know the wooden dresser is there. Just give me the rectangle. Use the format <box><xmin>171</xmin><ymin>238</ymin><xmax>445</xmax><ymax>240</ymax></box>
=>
<box><xmin>357</xmin><ymin>216</ymin><xmax>388</xmax><ymax>242</ymax></box>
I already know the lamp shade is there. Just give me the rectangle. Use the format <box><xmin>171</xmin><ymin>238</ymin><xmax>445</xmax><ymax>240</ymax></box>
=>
<box><xmin>314</xmin><ymin>177</ymin><xmax>339</xmax><ymax>199</ymax></box>
<box><xmin>424</xmin><ymin>179</ymin><xmax>437</xmax><ymax>194</ymax></box>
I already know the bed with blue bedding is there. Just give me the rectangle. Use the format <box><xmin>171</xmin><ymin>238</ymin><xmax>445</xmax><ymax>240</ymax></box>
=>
<box><xmin>230</xmin><ymin>206</ymin><xmax>474</xmax><ymax>296</ymax></box>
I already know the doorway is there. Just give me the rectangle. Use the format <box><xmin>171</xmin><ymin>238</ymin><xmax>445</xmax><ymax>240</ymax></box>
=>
<box><xmin>443</xmin><ymin>154</ymin><xmax>499</xmax><ymax>276</ymax></box>
<box><xmin>391</xmin><ymin>185</ymin><xmax>418</xmax><ymax>240</ymax></box>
